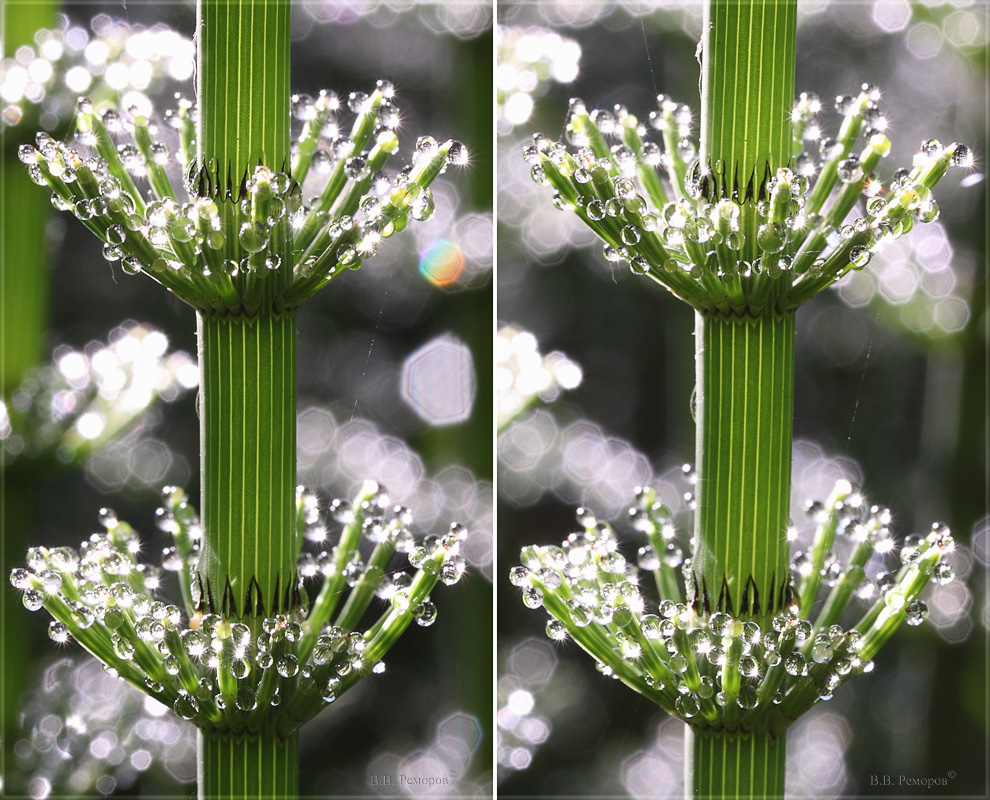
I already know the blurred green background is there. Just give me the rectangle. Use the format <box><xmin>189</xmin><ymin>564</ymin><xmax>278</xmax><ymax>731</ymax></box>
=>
<box><xmin>1</xmin><ymin>1</ymin><xmax>492</xmax><ymax>796</ymax></box>
<box><xmin>496</xmin><ymin>2</ymin><xmax>987</xmax><ymax>797</ymax></box>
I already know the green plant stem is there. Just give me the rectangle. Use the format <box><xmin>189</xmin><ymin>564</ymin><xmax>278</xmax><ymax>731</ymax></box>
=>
<box><xmin>198</xmin><ymin>730</ymin><xmax>299</xmax><ymax>800</ymax></box>
<box><xmin>700</xmin><ymin>0</ymin><xmax>796</xmax><ymax>271</ymax></box>
<box><xmin>194</xmin><ymin>0</ymin><xmax>298</xmax><ymax>795</ymax></box>
<box><xmin>1</xmin><ymin>5</ymin><xmax>60</xmax><ymax>786</ymax></box>
<box><xmin>685</xmin><ymin>728</ymin><xmax>786</xmax><ymax>800</ymax></box>
<box><xmin>196</xmin><ymin>312</ymin><xmax>298</xmax><ymax>618</ymax></box>
<box><xmin>1</xmin><ymin>480</ymin><xmax>36</xmax><ymax>740</ymax></box>
<box><xmin>688</xmin><ymin>1</ymin><xmax>799</xmax><ymax>796</ymax></box>
<box><xmin>1</xmin><ymin>164</ymin><xmax>50</xmax><ymax>394</ymax></box>
<box><xmin>700</xmin><ymin>0</ymin><xmax>796</xmax><ymax>203</ymax></box>
<box><xmin>692</xmin><ymin>311</ymin><xmax>795</xmax><ymax>620</ymax></box>
<box><xmin>197</xmin><ymin>0</ymin><xmax>290</xmax><ymax>184</ymax></box>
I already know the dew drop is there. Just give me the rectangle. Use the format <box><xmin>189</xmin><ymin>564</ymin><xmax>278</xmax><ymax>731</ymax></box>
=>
<box><xmin>639</xmin><ymin>615</ymin><xmax>661</xmax><ymax>639</ymax></box>
<box><xmin>235</xmin><ymin>687</ymin><xmax>257</xmax><ymax>711</ymax></box>
<box><xmin>522</xmin><ymin>587</ymin><xmax>544</xmax><ymax>610</ymax></box>
<box><xmin>834</xmin><ymin>95</ymin><xmax>857</xmax><ymax>115</ymax></box>
<box><xmin>256</xmin><ymin>652</ymin><xmax>274</xmax><ymax>670</ymax></box>
<box><xmin>849</xmin><ymin>245</ymin><xmax>871</xmax><ymax>269</ymax></box>
<box><xmin>738</xmin><ymin>656</ymin><xmax>760</xmax><ymax>678</ymax></box>
<box><xmin>785</xmin><ymin>652</ymin><xmax>807</xmax><ymax>676</ymax></box>
<box><xmin>932</xmin><ymin>563</ymin><xmax>954</xmax><ymax>585</ymax></box>
<box><xmin>103</xmin><ymin>607</ymin><xmax>125</xmax><ymax>629</ymax></box>
<box><xmin>669</xmin><ymin>653</ymin><xmax>688</xmax><ymax>673</ymax></box>
<box><xmin>276</xmin><ymin>655</ymin><xmax>299</xmax><ymax>678</ymax></box>
<box><xmin>675</xmin><ymin>694</ymin><xmax>699</xmax><ymax>717</ymax></box>
<box><xmin>9</xmin><ymin>568</ymin><xmax>32</xmax><ymax>590</ymax></box>
<box><xmin>344</xmin><ymin>156</ymin><xmax>368</xmax><ymax>180</ymax></box>
<box><xmin>837</xmin><ymin>157</ymin><xmax>863</xmax><ymax>183</ymax></box>
<box><xmin>48</xmin><ymin>621</ymin><xmax>70</xmax><ymax>643</ymax></box>
<box><xmin>414</xmin><ymin>601</ymin><xmax>437</xmax><ymax>627</ymax></box>
<box><xmin>543</xmin><ymin>618</ymin><xmax>567</xmax><ymax>641</ymax></box>
<box><xmin>446</xmin><ymin>141</ymin><xmax>468</xmax><ymax>167</ymax></box>
<box><xmin>707</xmin><ymin>612</ymin><xmax>730</xmax><ymax>635</ymax></box>
<box><xmin>950</xmin><ymin>144</ymin><xmax>972</xmax><ymax>168</ymax></box>
<box><xmin>230</xmin><ymin>658</ymin><xmax>251</xmax><ymax>680</ymax></box>
<box><xmin>238</xmin><ymin>221</ymin><xmax>269</xmax><ymax>254</ymax></box>
<box><xmin>757</xmin><ymin>223</ymin><xmax>786</xmax><ymax>253</ymax></box>
<box><xmin>112</xmin><ymin>634</ymin><xmax>135</xmax><ymax>661</ymax></box>
<box><xmin>918</xmin><ymin>198</ymin><xmax>940</xmax><ymax>223</ymax></box>
<box><xmin>737</xmin><ymin>685</ymin><xmax>758</xmax><ymax>709</ymax></box>
<box><xmin>621</xmin><ymin>225</ymin><xmax>642</xmax><ymax>246</ymax></box>
<box><xmin>173</xmin><ymin>692</ymin><xmax>199</xmax><ymax>720</ymax></box>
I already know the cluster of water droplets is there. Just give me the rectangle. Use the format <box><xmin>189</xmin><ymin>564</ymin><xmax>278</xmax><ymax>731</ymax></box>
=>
<box><xmin>1</xmin><ymin>16</ymin><xmax>193</xmax><ymax>130</ymax></box>
<box><xmin>496</xmin><ymin>325</ymin><xmax>583</xmax><ymax>431</ymax></box>
<box><xmin>11</xmin><ymin>479</ymin><xmax>468</xmax><ymax>737</ymax></box>
<box><xmin>525</xmin><ymin>86</ymin><xmax>971</xmax><ymax>316</ymax></box>
<box><xmin>0</xmin><ymin>323</ymin><xmax>196</xmax><ymax>469</ymax></box>
<box><xmin>19</xmin><ymin>82</ymin><xmax>467</xmax><ymax>315</ymax></box>
<box><xmin>496</xmin><ymin>26</ymin><xmax>581</xmax><ymax>134</ymax></box>
<box><xmin>511</xmin><ymin>479</ymin><xmax>953</xmax><ymax>736</ymax></box>
<box><xmin>10</xmin><ymin>657</ymin><xmax>196</xmax><ymax>798</ymax></box>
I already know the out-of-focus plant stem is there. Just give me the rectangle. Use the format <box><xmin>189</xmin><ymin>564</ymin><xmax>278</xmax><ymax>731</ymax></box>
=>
<box><xmin>0</xmin><ymin>0</ymin><xmax>60</xmax><ymax>768</ymax></box>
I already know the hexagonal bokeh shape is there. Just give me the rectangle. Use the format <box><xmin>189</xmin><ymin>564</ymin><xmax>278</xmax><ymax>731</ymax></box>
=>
<box><xmin>401</xmin><ymin>334</ymin><xmax>476</xmax><ymax>426</ymax></box>
<box><xmin>509</xmin><ymin>638</ymin><xmax>557</xmax><ymax>687</ymax></box>
<box><xmin>872</xmin><ymin>0</ymin><xmax>910</xmax><ymax>31</ymax></box>
<box><xmin>906</xmin><ymin>21</ymin><xmax>943</xmax><ymax>58</ymax></box>
<box><xmin>971</xmin><ymin>515</ymin><xmax>990</xmax><ymax>566</ymax></box>
<box><xmin>934</xmin><ymin>297</ymin><xmax>970</xmax><ymax>333</ymax></box>
<box><xmin>438</xmin><ymin>712</ymin><xmax>484</xmax><ymax>754</ymax></box>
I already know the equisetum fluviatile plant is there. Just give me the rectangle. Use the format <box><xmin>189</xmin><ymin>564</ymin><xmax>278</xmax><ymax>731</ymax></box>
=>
<box><xmin>0</xmin><ymin>10</ymin><xmax>196</xmax><ymax>764</ymax></box>
<box><xmin>10</xmin><ymin>481</ymin><xmax>466</xmax><ymax>739</ymax></box>
<box><xmin>513</xmin><ymin>0</ymin><xmax>968</xmax><ymax>797</ymax></box>
<box><xmin>11</xmin><ymin>1</ymin><xmax>468</xmax><ymax>797</ymax></box>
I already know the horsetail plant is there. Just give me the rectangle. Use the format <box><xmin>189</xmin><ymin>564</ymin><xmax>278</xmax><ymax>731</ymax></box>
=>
<box><xmin>514</xmin><ymin>0</ymin><xmax>968</xmax><ymax>796</ymax></box>
<box><xmin>1</xmin><ymin>11</ymin><xmax>199</xmax><ymax>767</ymax></box>
<box><xmin>12</xmin><ymin>0</ymin><xmax>468</xmax><ymax>797</ymax></box>
<box><xmin>11</xmin><ymin>482</ymin><xmax>467</xmax><ymax>790</ymax></box>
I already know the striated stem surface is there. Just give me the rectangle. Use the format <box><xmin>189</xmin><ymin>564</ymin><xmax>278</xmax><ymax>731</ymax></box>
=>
<box><xmin>692</xmin><ymin>311</ymin><xmax>795</xmax><ymax>621</ymax></box>
<box><xmin>196</xmin><ymin>311</ymin><xmax>298</xmax><ymax>618</ymax></box>
<box><xmin>198</xmin><ymin>730</ymin><xmax>299</xmax><ymax>800</ymax></box>
<box><xmin>686</xmin><ymin>727</ymin><xmax>786</xmax><ymax>800</ymax></box>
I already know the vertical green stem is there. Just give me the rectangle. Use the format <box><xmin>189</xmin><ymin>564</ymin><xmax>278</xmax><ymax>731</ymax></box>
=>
<box><xmin>691</xmin><ymin>3</ymin><xmax>799</xmax><ymax>797</ymax></box>
<box><xmin>197</xmin><ymin>0</ymin><xmax>291</xmax><ymax>182</ymax></box>
<box><xmin>692</xmin><ymin>311</ymin><xmax>795</xmax><ymax>621</ymax></box>
<box><xmin>1</xmin><ymin>168</ymin><xmax>50</xmax><ymax>393</ymax></box>
<box><xmin>2</xmin><ymin>3</ymin><xmax>60</xmax><ymax>780</ymax></box>
<box><xmin>194</xmin><ymin>1</ymin><xmax>298</xmax><ymax>796</ymax></box>
<box><xmin>198</xmin><ymin>730</ymin><xmax>299</xmax><ymax>800</ymax></box>
<box><xmin>196</xmin><ymin>312</ymin><xmax>298</xmax><ymax>618</ymax></box>
<box><xmin>700</xmin><ymin>0</ymin><xmax>796</xmax><ymax>203</ymax></box>
<box><xmin>700</xmin><ymin>0</ymin><xmax>796</xmax><ymax>265</ymax></box>
<box><xmin>686</xmin><ymin>728</ymin><xmax>786</xmax><ymax>800</ymax></box>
